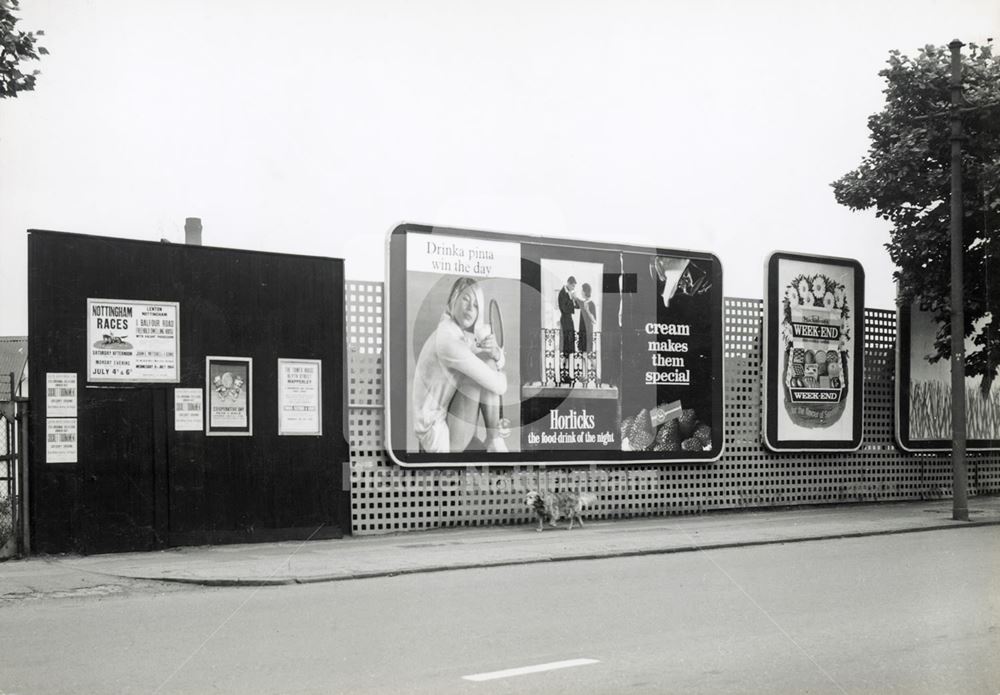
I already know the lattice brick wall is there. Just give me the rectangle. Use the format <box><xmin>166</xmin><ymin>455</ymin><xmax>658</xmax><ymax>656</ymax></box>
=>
<box><xmin>347</xmin><ymin>283</ymin><xmax>1000</xmax><ymax>534</ymax></box>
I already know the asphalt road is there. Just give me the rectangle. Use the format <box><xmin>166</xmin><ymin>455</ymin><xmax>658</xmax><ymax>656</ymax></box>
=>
<box><xmin>1</xmin><ymin>527</ymin><xmax>998</xmax><ymax>694</ymax></box>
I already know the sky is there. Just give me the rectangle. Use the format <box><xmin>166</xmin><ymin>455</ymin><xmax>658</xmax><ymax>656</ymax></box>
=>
<box><xmin>1</xmin><ymin>0</ymin><xmax>998</xmax><ymax>336</ymax></box>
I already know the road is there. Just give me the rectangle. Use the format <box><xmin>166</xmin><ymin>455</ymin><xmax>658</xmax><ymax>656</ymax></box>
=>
<box><xmin>1</xmin><ymin>527</ymin><xmax>998</xmax><ymax>694</ymax></box>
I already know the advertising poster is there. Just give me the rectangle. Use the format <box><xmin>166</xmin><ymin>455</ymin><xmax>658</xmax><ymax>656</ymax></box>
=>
<box><xmin>763</xmin><ymin>252</ymin><xmax>864</xmax><ymax>451</ymax></box>
<box><xmin>206</xmin><ymin>356</ymin><xmax>252</xmax><ymax>436</ymax></box>
<box><xmin>386</xmin><ymin>223</ymin><xmax>724</xmax><ymax>466</ymax></box>
<box><xmin>278</xmin><ymin>358</ymin><xmax>322</xmax><ymax>435</ymax></box>
<box><xmin>896</xmin><ymin>299</ymin><xmax>1000</xmax><ymax>451</ymax></box>
<box><xmin>87</xmin><ymin>299</ymin><xmax>180</xmax><ymax>383</ymax></box>
<box><xmin>46</xmin><ymin>373</ymin><xmax>77</xmax><ymax>417</ymax></box>
<box><xmin>46</xmin><ymin>417</ymin><xmax>77</xmax><ymax>463</ymax></box>
<box><xmin>174</xmin><ymin>388</ymin><xmax>204</xmax><ymax>432</ymax></box>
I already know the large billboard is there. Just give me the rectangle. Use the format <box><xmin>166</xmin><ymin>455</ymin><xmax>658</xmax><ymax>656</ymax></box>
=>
<box><xmin>385</xmin><ymin>223</ymin><xmax>724</xmax><ymax>466</ymax></box>
<box><xmin>763</xmin><ymin>252</ymin><xmax>865</xmax><ymax>451</ymax></box>
<box><xmin>896</xmin><ymin>299</ymin><xmax>1000</xmax><ymax>451</ymax></box>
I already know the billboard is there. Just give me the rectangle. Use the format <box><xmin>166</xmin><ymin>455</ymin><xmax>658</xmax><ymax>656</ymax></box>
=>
<box><xmin>87</xmin><ymin>298</ymin><xmax>180</xmax><ymax>383</ymax></box>
<box><xmin>385</xmin><ymin>223</ymin><xmax>724</xmax><ymax>466</ymax></box>
<box><xmin>896</xmin><ymin>299</ymin><xmax>1000</xmax><ymax>451</ymax></box>
<box><xmin>206</xmin><ymin>356</ymin><xmax>253</xmax><ymax>436</ymax></box>
<box><xmin>763</xmin><ymin>252</ymin><xmax>864</xmax><ymax>451</ymax></box>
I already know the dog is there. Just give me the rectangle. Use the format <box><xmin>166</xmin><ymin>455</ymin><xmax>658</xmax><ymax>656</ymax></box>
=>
<box><xmin>525</xmin><ymin>490</ymin><xmax>597</xmax><ymax>531</ymax></box>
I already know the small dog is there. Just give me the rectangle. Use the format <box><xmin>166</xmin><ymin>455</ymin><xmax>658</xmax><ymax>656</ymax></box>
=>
<box><xmin>525</xmin><ymin>490</ymin><xmax>597</xmax><ymax>531</ymax></box>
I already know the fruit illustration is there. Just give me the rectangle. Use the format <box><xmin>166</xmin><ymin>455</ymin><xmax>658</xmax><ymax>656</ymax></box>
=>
<box><xmin>620</xmin><ymin>414</ymin><xmax>635</xmax><ymax>440</ymax></box>
<box><xmin>678</xmin><ymin>408</ymin><xmax>698</xmax><ymax>439</ymax></box>
<box><xmin>680</xmin><ymin>437</ymin><xmax>702</xmax><ymax>452</ymax></box>
<box><xmin>693</xmin><ymin>424</ymin><xmax>712</xmax><ymax>447</ymax></box>
<box><xmin>628</xmin><ymin>409</ymin><xmax>654</xmax><ymax>450</ymax></box>
<box><xmin>652</xmin><ymin>420</ymin><xmax>681</xmax><ymax>452</ymax></box>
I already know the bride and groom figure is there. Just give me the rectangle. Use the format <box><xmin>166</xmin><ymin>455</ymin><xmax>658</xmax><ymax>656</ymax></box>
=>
<box><xmin>557</xmin><ymin>276</ymin><xmax>597</xmax><ymax>384</ymax></box>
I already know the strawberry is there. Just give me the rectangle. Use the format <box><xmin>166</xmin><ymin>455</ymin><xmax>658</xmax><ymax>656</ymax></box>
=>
<box><xmin>681</xmin><ymin>437</ymin><xmax>702</xmax><ymax>452</ymax></box>
<box><xmin>693</xmin><ymin>424</ymin><xmax>712</xmax><ymax>447</ymax></box>
<box><xmin>652</xmin><ymin>420</ymin><xmax>681</xmax><ymax>451</ymax></box>
<box><xmin>629</xmin><ymin>409</ymin><xmax>655</xmax><ymax>450</ymax></box>
<box><xmin>678</xmin><ymin>408</ymin><xmax>698</xmax><ymax>439</ymax></box>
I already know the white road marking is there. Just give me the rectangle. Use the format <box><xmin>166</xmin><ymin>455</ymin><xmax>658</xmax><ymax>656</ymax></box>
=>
<box><xmin>462</xmin><ymin>658</ymin><xmax>599</xmax><ymax>682</ymax></box>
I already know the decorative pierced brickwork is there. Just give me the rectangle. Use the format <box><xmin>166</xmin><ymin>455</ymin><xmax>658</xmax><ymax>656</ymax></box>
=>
<box><xmin>347</xmin><ymin>285</ymin><xmax>1000</xmax><ymax>534</ymax></box>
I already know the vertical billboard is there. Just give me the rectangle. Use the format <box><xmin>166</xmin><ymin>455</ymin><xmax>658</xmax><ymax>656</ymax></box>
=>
<box><xmin>206</xmin><ymin>356</ymin><xmax>253</xmax><ymax>436</ymax></box>
<box><xmin>763</xmin><ymin>252</ymin><xmax>864</xmax><ymax>451</ymax></box>
<box><xmin>896</xmin><ymin>298</ymin><xmax>1000</xmax><ymax>451</ymax></box>
<box><xmin>385</xmin><ymin>223</ymin><xmax>724</xmax><ymax>466</ymax></box>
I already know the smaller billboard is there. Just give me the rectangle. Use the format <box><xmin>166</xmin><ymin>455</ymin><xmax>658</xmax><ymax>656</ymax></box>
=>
<box><xmin>278</xmin><ymin>358</ymin><xmax>322</xmax><ymax>436</ymax></box>
<box><xmin>174</xmin><ymin>388</ymin><xmax>204</xmax><ymax>432</ymax></box>
<box><xmin>206</xmin><ymin>356</ymin><xmax>253</xmax><ymax>436</ymax></box>
<box><xmin>46</xmin><ymin>373</ymin><xmax>77</xmax><ymax>417</ymax></box>
<box><xmin>87</xmin><ymin>298</ymin><xmax>180</xmax><ymax>383</ymax></box>
<box><xmin>896</xmin><ymin>299</ymin><xmax>1000</xmax><ymax>451</ymax></box>
<box><xmin>46</xmin><ymin>418</ymin><xmax>78</xmax><ymax>463</ymax></box>
<box><xmin>763</xmin><ymin>252</ymin><xmax>864</xmax><ymax>451</ymax></box>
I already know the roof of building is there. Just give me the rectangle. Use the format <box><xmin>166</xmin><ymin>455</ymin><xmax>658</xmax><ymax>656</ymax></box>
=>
<box><xmin>0</xmin><ymin>337</ymin><xmax>28</xmax><ymax>401</ymax></box>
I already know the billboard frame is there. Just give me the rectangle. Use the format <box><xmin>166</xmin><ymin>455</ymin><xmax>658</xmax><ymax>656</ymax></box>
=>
<box><xmin>763</xmin><ymin>251</ymin><xmax>865</xmax><ymax>452</ymax></box>
<box><xmin>384</xmin><ymin>222</ymin><xmax>725</xmax><ymax>467</ymax></box>
<box><xmin>895</xmin><ymin>299</ymin><xmax>1000</xmax><ymax>452</ymax></box>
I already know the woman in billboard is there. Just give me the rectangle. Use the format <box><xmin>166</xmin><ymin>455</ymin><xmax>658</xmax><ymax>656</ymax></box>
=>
<box><xmin>577</xmin><ymin>282</ymin><xmax>597</xmax><ymax>353</ymax></box>
<box><xmin>412</xmin><ymin>277</ymin><xmax>508</xmax><ymax>453</ymax></box>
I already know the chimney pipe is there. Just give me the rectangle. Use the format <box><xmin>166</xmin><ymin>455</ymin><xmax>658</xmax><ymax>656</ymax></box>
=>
<box><xmin>184</xmin><ymin>217</ymin><xmax>203</xmax><ymax>246</ymax></box>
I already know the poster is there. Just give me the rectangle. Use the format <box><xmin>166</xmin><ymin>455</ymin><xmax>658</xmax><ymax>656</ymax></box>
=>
<box><xmin>386</xmin><ymin>223</ymin><xmax>724</xmax><ymax>466</ymax></box>
<box><xmin>763</xmin><ymin>252</ymin><xmax>864</xmax><ymax>451</ymax></box>
<box><xmin>46</xmin><ymin>418</ymin><xmax>77</xmax><ymax>463</ymax></box>
<box><xmin>206</xmin><ymin>356</ymin><xmax>252</xmax><ymax>436</ymax></box>
<box><xmin>278</xmin><ymin>358</ymin><xmax>322</xmax><ymax>435</ymax></box>
<box><xmin>174</xmin><ymin>388</ymin><xmax>204</xmax><ymax>432</ymax></box>
<box><xmin>46</xmin><ymin>373</ymin><xmax>77</xmax><ymax>417</ymax></box>
<box><xmin>87</xmin><ymin>299</ymin><xmax>179</xmax><ymax>383</ymax></box>
<box><xmin>896</xmin><ymin>299</ymin><xmax>1000</xmax><ymax>451</ymax></box>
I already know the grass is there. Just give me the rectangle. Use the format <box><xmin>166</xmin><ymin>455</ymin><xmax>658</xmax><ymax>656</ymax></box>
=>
<box><xmin>909</xmin><ymin>379</ymin><xmax>1000</xmax><ymax>440</ymax></box>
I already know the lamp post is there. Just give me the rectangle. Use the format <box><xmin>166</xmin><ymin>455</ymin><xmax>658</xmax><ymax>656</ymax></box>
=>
<box><xmin>948</xmin><ymin>38</ymin><xmax>969</xmax><ymax>522</ymax></box>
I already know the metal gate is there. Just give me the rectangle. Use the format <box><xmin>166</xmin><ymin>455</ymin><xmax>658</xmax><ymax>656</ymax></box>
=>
<box><xmin>1</xmin><ymin>368</ymin><xmax>28</xmax><ymax>558</ymax></box>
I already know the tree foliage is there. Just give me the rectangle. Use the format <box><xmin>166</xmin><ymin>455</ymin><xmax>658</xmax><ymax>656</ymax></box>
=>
<box><xmin>832</xmin><ymin>42</ymin><xmax>1000</xmax><ymax>394</ymax></box>
<box><xmin>1</xmin><ymin>0</ymin><xmax>47</xmax><ymax>98</ymax></box>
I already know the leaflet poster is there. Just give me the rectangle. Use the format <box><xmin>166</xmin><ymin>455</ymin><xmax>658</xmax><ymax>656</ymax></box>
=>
<box><xmin>174</xmin><ymin>388</ymin><xmax>204</xmax><ymax>432</ymax></box>
<box><xmin>87</xmin><ymin>299</ymin><xmax>179</xmax><ymax>383</ymax></box>
<box><xmin>46</xmin><ymin>418</ymin><xmax>78</xmax><ymax>463</ymax></box>
<box><xmin>386</xmin><ymin>223</ymin><xmax>724</xmax><ymax>466</ymax></box>
<box><xmin>764</xmin><ymin>252</ymin><xmax>864</xmax><ymax>451</ymax></box>
<box><xmin>896</xmin><ymin>298</ymin><xmax>1000</xmax><ymax>451</ymax></box>
<box><xmin>46</xmin><ymin>372</ymin><xmax>77</xmax><ymax>417</ymax></box>
<box><xmin>278</xmin><ymin>358</ymin><xmax>322</xmax><ymax>435</ymax></box>
<box><xmin>206</xmin><ymin>357</ymin><xmax>252</xmax><ymax>436</ymax></box>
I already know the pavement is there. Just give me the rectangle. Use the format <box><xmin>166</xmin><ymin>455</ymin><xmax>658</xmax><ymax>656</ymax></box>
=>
<box><xmin>2</xmin><ymin>496</ymin><xmax>1000</xmax><ymax>595</ymax></box>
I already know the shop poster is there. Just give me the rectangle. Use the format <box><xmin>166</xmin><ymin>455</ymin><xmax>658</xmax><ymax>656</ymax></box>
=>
<box><xmin>87</xmin><ymin>299</ymin><xmax>179</xmax><ymax>383</ymax></box>
<box><xmin>763</xmin><ymin>252</ymin><xmax>864</xmax><ymax>451</ymax></box>
<box><xmin>896</xmin><ymin>298</ymin><xmax>1000</xmax><ymax>451</ymax></box>
<box><xmin>174</xmin><ymin>388</ymin><xmax>204</xmax><ymax>432</ymax></box>
<box><xmin>385</xmin><ymin>223</ymin><xmax>724</xmax><ymax>466</ymax></box>
<box><xmin>278</xmin><ymin>358</ymin><xmax>322</xmax><ymax>435</ymax></box>
<box><xmin>206</xmin><ymin>356</ymin><xmax>252</xmax><ymax>436</ymax></box>
<box><xmin>46</xmin><ymin>373</ymin><xmax>77</xmax><ymax>417</ymax></box>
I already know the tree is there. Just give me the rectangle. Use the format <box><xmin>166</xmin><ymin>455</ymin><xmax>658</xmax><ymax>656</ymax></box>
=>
<box><xmin>832</xmin><ymin>42</ymin><xmax>1000</xmax><ymax>394</ymax></box>
<box><xmin>1</xmin><ymin>0</ymin><xmax>47</xmax><ymax>98</ymax></box>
